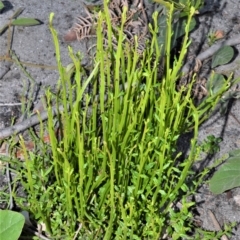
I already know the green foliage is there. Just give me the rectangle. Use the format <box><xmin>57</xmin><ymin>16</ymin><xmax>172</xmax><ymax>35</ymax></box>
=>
<box><xmin>154</xmin><ymin>0</ymin><xmax>203</xmax><ymax>11</ymax></box>
<box><xmin>207</xmin><ymin>30</ymin><xmax>221</xmax><ymax>46</ymax></box>
<box><xmin>200</xmin><ymin>135</ymin><xmax>222</xmax><ymax>155</ymax></box>
<box><xmin>156</xmin><ymin>9</ymin><xmax>196</xmax><ymax>52</ymax></box>
<box><xmin>11</xmin><ymin>18</ymin><xmax>41</xmax><ymax>26</ymax></box>
<box><xmin>206</xmin><ymin>73</ymin><xmax>227</xmax><ymax>96</ymax></box>
<box><xmin>0</xmin><ymin>1</ymin><xmax>4</xmax><ymax>10</ymax></box>
<box><xmin>8</xmin><ymin>1</ymin><xmax>233</xmax><ymax>239</ymax></box>
<box><xmin>0</xmin><ymin>8</ymin><xmax>41</xmax><ymax>35</ymax></box>
<box><xmin>0</xmin><ymin>210</ymin><xmax>25</xmax><ymax>240</ymax></box>
<box><xmin>211</xmin><ymin>46</ymin><xmax>234</xmax><ymax>68</ymax></box>
<box><xmin>194</xmin><ymin>221</ymin><xmax>236</xmax><ymax>239</ymax></box>
<box><xmin>217</xmin><ymin>76</ymin><xmax>240</xmax><ymax>114</ymax></box>
<box><xmin>154</xmin><ymin>0</ymin><xmax>198</xmax><ymax>54</ymax></box>
<box><xmin>209</xmin><ymin>149</ymin><xmax>240</xmax><ymax>194</ymax></box>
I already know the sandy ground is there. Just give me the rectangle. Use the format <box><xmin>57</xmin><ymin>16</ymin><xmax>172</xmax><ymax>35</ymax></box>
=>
<box><xmin>188</xmin><ymin>1</ymin><xmax>240</xmax><ymax>238</ymax></box>
<box><xmin>1</xmin><ymin>0</ymin><xmax>240</xmax><ymax>239</ymax></box>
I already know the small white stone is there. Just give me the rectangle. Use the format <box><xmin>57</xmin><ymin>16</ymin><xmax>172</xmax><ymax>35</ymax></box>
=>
<box><xmin>233</xmin><ymin>195</ymin><xmax>240</xmax><ymax>206</ymax></box>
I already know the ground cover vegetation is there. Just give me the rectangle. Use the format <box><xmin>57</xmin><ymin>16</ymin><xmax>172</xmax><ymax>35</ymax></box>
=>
<box><xmin>0</xmin><ymin>0</ymin><xmax>239</xmax><ymax>239</ymax></box>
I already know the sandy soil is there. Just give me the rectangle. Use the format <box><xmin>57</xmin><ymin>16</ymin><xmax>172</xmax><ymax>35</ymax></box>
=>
<box><xmin>1</xmin><ymin>0</ymin><xmax>240</xmax><ymax>239</ymax></box>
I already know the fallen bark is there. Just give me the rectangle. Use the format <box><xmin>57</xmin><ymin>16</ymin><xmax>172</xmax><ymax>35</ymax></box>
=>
<box><xmin>0</xmin><ymin>106</ymin><xmax>61</xmax><ymax>140</ymax></box>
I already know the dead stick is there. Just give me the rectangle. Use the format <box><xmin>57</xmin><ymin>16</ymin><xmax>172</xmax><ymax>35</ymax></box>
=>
<box><xmin>0</xmin><ymin>106</ymin><xmax>63</xmax><ymax>140</ymax></box>
<box><xmin>207</xmin><ymin>209</ymin><xmax>229</xmax><ymax>240</ymax></box>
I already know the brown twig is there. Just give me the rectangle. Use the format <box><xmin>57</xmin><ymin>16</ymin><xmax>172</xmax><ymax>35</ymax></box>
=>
<box><xmin>0</xmin><ymin>105</ymin><xmax>62</xmax><ymax>140</ymax></box>
<box><xmin>72</xmin><ymin>223</ymin><xmax>82</xmax><ymax>240</ymax></box>
<box><xmin>229</xmin><ymin>112</ymin><xmax>240</xmax><ymax>126</ymax></box>
<box><xmin>207</xmin><ymin>209</ymin><xmax>229</xmax><ymax>240</ymax></box>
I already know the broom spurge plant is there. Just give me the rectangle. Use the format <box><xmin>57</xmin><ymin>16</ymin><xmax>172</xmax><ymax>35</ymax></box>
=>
<box><xmin>11</xmin><ymin>1</ymin><xmax>234</xmax><ymax>239</ymax></box>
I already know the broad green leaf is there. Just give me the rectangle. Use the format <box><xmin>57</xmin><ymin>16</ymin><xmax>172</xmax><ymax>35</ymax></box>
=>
<box><xmin>229</xmin><ymin>149</ymin><xmax>240</xmax><ymax>158</ymax></box>
<box><xmin>157</xmin><ymin>12</ymin><xmax>196</xmax><ymax>52</ymax></box>
<box><xmin>209</xmin><ymin>157</ymin><xmax>240</xmax><ymax>194</ymax></box>
<box><xmin>171</xmin><ymin>17</ymin><xmax>196</xmax><ymax>49</ymax></box>
<box><xmin>11</xmin><ymin>18</ymin><xmax>41</xmax><ymax>26</ymax></box>
<box><xmin>206</xmin><ymin>73</ymin><xmax>225</xmax><ymax>96</ymax></box>
<box><xmin>211</xmin><ymin>46</ymin><xmax>234</xmax><ymax>68</ymax></box>
<box><xmin>0</xmin><ymin>1</ymin><xmax>4</xmax><ymax>10</ymax></box>
<box><xmin>0</xmin><ymin>210</ymin><xmax>25</xmax><ymax>240</ymax></box>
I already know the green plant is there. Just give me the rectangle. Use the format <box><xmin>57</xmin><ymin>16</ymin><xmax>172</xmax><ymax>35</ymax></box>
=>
<box><xmin>200</xmin><ymin>135</ymin><xmax>222</xmax><ymax>155</ymax></box>
<box><xmin>7</xmin><ymin>1</ymin><xmax>234</xmax><ymax>240</ymax></box>
<box><xmin>203</xmin><ymin>45</ymin><xmax>235</xmax><ymax>107</ymax></box>
<box><xmin>207</xmin><ymin>31</ymin><xmax>217</xmax><ymax>46</ymax></box>
<box><xmin>0</xmin><ymin>1</ymin><xmax>4</xmax><ymax>11</ymax></box>
<box><xmin>154</xmin><ymin>0</ymin><xmax>203</xmax><ymax>11</ymax></box>
<box><xmin>0</xmin><ymin>210</ymin><xmax>25</xmax><ymax>240</ymax></box>
<box><xmin>209</xmin><ymin>149</ymin><xmax>240</xmax><ymax>194</ymax></box>
<box><xmin>0</xmin><ymin>7</ymin><xmax>41</xmax><ymax>35</ymax></box>
<box><xmin>207</xmin><ymin>30</ymin><xmax>224</xmax><ymax>46</ymax></box>
<box><xmin>211</xmin><ymin>46</ymin><xmax>234</xmax><ymax>68</ymax></box>
<box><xmin>154</xmin><ymin>0</ymin><xmax>198</xmax><ymax>54</ymax></box>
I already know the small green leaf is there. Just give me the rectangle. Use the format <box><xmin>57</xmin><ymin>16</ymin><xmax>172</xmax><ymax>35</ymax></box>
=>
<box><xmin>11</xmin><ymin>18</ymin><xmax>41</xmax><ymax>26</ymax></box>
<box><xmin>211</xmin><ymin>46</ymin><xmax>234</xmax><ymax>68</ymax></box>
<box><xmin>209</xmin><ymin>156</ymin><xmax>240</xmax><ymax>194</ymax></box>
<box><xmin>0</xmin><ymin>1</ymin><xmax>4</xmax><ymax>10</ymax></box>
<box><xmin>0</xmin><ymin>210</ymin><xmax>25</xmax><ymax>240</ymax></box>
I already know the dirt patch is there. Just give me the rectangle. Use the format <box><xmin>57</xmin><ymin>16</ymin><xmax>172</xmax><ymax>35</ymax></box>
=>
<box><xmin>188</xmin><ymin>1</ymin><xmax>240</xmax><ymax>238</ymax></box>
